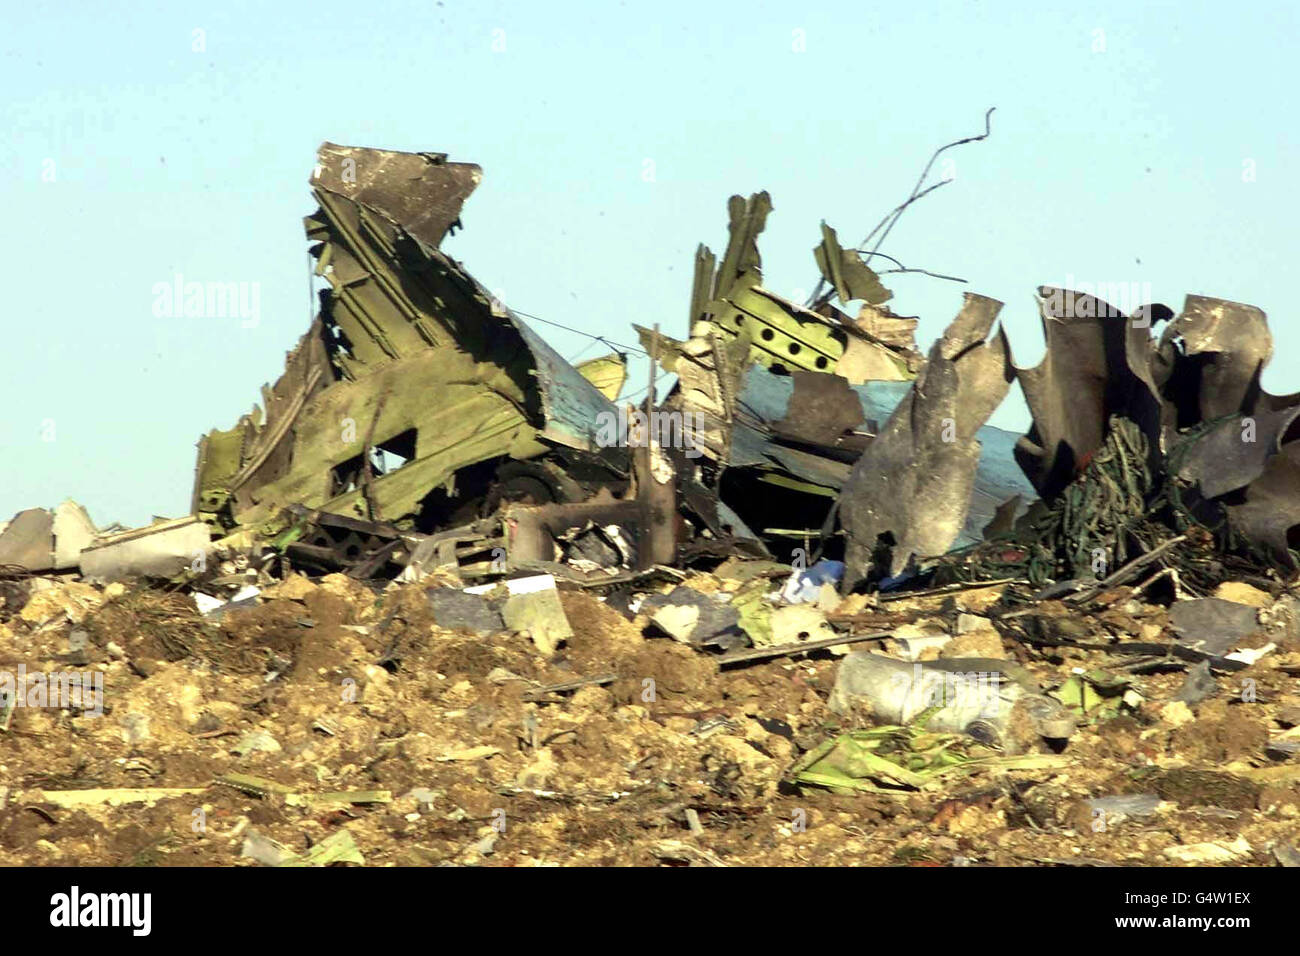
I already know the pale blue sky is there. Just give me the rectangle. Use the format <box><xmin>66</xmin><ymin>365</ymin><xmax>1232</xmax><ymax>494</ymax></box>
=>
<box><xmin>3</xmin><ymin>1</ymin><xmax>1296</xmax><ymax>527</ymax></box>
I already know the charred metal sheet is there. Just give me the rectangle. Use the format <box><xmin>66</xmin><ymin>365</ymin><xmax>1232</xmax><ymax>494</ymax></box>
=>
<box><xmin>1169</xmin><ymin>597</ymin><xmax>1261</xmax><ymax>658</ymax></box>
<box><xmin>1223</xmin><ymin>444</ymin><xmax>1300</xmax><ymax>568</ymax></box>
<box><xmin>506</xmin><ymin>498</ymin><xmax>646</xmax><ymax>577</ymax></box>
<box><xmin>1156</xmin><ymin>295</ymin><xmax>1272</xmax><ymax>423</ymax></box>
<box><xmin>676</xmin><ymin>479</ymin><xmax>768</xmax><ymax>559</ymax></box>
<box><xmin>1013</xmin><ymin>287</ymin><xmax>1163</xmax><ymax>500</ymax></box>
<box><xmin>313</xmin><ymin>142</ymin><xmax>481</xmax><ymax>249</ymax></box>
<box><xmin>1007</xmin><ymin>287</ymin><xmax>1299</xmax><ymax>573</ymax></box>
<box><xmin>1154</xmin><ymin>295</ymin><xmax>1300</xmax><ymax>564</ymax></box>
<box><xmin>840</xmin><ymin>293</ymin><xmax>1015</xmax><ymax>585</ymax></box>
<box><xmin>1175</xmin><ymin>406</ymin><xmax>1300</xmax><ymax>499</ymax></box>
<box><xmin>771</xmin><ymin>370</ymin><xmax>868</xmax><ymax>449</ymax></box>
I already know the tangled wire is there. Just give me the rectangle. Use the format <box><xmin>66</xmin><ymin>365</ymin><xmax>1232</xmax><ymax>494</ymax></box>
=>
<box><xmin>938</xmin><ymin>414</ymin><xmax>1284</xmax><ymax>591</ymax></box>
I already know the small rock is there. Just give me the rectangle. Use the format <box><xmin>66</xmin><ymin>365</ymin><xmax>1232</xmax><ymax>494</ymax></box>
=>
<box><xmin>502</xmin><ymin>588</ymin><xmax>573</xmax><ymax>656</ymax></box>
<box><xmin>120</xmin><ymin>712</ymin><xmax>150</xmax><ymax>745</ymax></box>
<box><xmin>1273</xmin><ymin>844</ymin><xmax>1300</xmax><ymax>867</ymax></box>
<box><xmin>1173</xmin><ymin>660</ymin><xmax>1217</xmax><ymax>705</ymax></box>
<box><xmin>241</xmin><ymin>830</ymin><xmax>291</xmax><ymax>866</ymax></box>
<box><xmin>955</xmin><ymin>613</ymin><xmax>995</xmax><ymax>635</ymax></box>
<box><xmin>515</xmin><ymin>748</ymin><xmax>557</xmax><ymax>790</ymax></box>
<box><xmin>231</xmin><ymin>730</ymin><xmax>282</xmax><ymax>756</ymax></box>
<box><xmin>1163</xmin><ymin>836</ymin><xmax>1252</xmax><ymax>864</ymax></box>
<box><xmin>407</xmin><ymin>788</ymin><xmax>437</xmax><ymax>811</ymax></box>
<box><xmin>1212</xmin><ymin>581</ymin><xmax>1272</xmax><ymax>608</ymax></box>
<box><xmin>940</xmin><ymin>629</ymin><xmax>1005</xmax><ymax>659</ymax></box>
<box><xmin>1159</xmin><ymin>700</ymin><xmax>1195</xmax><ymax>728</ymax></box>
<box><xmin>1087</xmin><ymin>793</ymin><xmax>1163</xmax><ymax>823</ymax></box>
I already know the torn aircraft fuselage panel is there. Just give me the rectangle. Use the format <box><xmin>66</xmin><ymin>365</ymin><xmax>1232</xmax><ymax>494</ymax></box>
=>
<box><xmin>683</xmin><ymin>193</ymin><xmax>917</xmax><ymax>385</ymax></box>
<box><xmin>194</xmin><ymin>144</ymin><xmax>629</xmax><ymax>537</ymax></box>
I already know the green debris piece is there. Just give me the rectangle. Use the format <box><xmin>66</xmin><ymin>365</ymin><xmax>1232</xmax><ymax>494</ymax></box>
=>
<box><xmin>730</xmin><ymin>581</ymin><xmax>774</xmax><ymax>647</ymax></box>
<box><xmin>814</xmin><ymin>223</ymin><xmax>892</xmax><ymax>306</ymax></box>
<box><xmin>758</xmin><ymin>474</ymin><xmax>839</xmax><ymax>497</ymax></box>
<box><xmin>1050</xmin><ymin>669</ymin><xmax>1132</xmax><ymax>721</ymax></box>
<box><xmin>277</xmin><ymin>830</ymin><xmax>365</xmax><ymax>867</ymax></box>
<box><xmin>574</xmin><ymin>353</ymin><xmax>628</xmax><ymax>401</ymax></box>
<box><xmin>715</xmin><ymin>192</ymin><xmax>773</xmax><ymax>301</ymax></box>
<box><xmin>789</xmin><ymin>722</ymin><xmax>1067</xmax><ymax>793</ymax></box>
<box><xmin>270</xmin><ymin>521</ymin><xmax>306</xmax><ymax>550</ymax></box>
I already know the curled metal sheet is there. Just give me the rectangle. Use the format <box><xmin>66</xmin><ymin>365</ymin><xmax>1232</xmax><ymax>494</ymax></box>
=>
<box><xmin>1013</xmin><ymin>287</ymin><xmax>1162</xmax><ymax>500</ymax></box>
<box><xmin>1175</xmin><ymin>406</ymin><xmax>1300</xmax><ymax>499</ymax></box>
<box><xmin>1223</xmin><ymin>444</ymin><xmax>1300</xmax><ymax>568</ymax></box>
<box><xmin>1156</xmin><ymin>295</ymin><xmax>1272</xmax><ymax>423</ymax></box>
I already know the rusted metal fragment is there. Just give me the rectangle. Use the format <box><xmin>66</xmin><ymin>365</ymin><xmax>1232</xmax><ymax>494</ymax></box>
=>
<box><xmin>1013</xmin><ymin>287</ymin><xmax>1163</xmax><ymax>499</ymax></box>
<box><xmin>852</xmin><ymin>303</ymin><xmax>920</xmax><ymax>352</ymax></box>
<box><xmin>840</xmin><ymin>294</ymin><xmax>1015</xmax><ymax>585</ymax></box>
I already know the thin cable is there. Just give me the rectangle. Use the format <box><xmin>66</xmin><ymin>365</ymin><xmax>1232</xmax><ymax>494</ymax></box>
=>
<box><xmin>512</xmin><ymin>309</ymin><xmax>647</xmax><ymax>356</ymax></box>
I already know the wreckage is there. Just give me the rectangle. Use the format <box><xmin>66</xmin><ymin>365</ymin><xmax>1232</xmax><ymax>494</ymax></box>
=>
<box><xmin>1</xmin><ymin>141</ymin><xmax>1296</xmax><ymax>598</ymax></box>
<box><xmin>5</xmin><ymin>136</ymin><xmax>1300</xmax><ymax>871</ymax></box>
